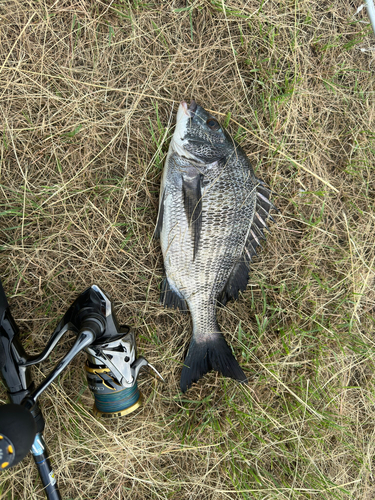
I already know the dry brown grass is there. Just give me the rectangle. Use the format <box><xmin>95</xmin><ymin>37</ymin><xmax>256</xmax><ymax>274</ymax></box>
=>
<box><xmin>1</xmin><ymin>0</ymin><xmax>375</xmax><ymax>498</ymax></box>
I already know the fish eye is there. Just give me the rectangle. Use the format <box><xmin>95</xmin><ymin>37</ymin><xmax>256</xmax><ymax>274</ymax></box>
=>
<box><xmin>206</xmin><ymin>119</ymin><xmax>220</xmax><ymax>130</ymax></box>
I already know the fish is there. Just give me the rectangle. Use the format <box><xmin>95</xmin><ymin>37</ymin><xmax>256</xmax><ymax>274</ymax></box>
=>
<box><xmin>155</xmin><ymin>100</ymin><xmax>276</xmax><ymax>392</ymax></box>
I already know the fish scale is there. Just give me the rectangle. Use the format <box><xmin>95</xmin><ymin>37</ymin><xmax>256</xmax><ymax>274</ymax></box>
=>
<box><xmin>155</xmin><ymin>101</ymin><xmax>276</xmax><ymax>392</ymax></box>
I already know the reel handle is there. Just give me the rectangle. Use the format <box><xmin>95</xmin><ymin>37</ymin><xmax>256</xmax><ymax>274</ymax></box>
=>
<box><xmin>0</xmin><ymin>404</ymin><xmax>36</xmax><ymax>469</ymax></box>
<box><xmin>25</xmin><ymin>319</ymin><xmax>103</xmax><ymax>409</ymax></box>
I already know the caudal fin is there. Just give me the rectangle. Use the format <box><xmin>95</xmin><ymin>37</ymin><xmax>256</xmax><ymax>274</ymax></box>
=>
<box><xmin>180</xmin><ymin>334</ymin><xmax>247</xmax><ymax>392</ymax></box>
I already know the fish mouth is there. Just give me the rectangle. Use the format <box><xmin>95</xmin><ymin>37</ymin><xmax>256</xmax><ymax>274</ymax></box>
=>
<box><xmin>188</xmin><ymin>100</ymin><xmax>197</xmax><ymax>116</ymax></box>
<box><xmin>181</xmin><ymin>100</ymin><xmax>197</xmax><ymax>118</ymax></box>
<box><xmin>172</xmin><ymin>101</ymin><xmax>200</xmax><ymax>160</ymax></box>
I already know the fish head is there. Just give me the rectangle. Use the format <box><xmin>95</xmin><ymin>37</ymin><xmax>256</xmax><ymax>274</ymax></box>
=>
<box><xmin>171</xmin><ymin>101</ymin><xmax>233</xmax><ymax>164</ymax></box>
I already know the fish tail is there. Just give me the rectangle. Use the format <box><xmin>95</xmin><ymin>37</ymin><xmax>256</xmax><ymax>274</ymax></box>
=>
<box><xmin>180</xmin><ymin>334</ymin><xmax>247</xmax><ymax>392</ymax></box>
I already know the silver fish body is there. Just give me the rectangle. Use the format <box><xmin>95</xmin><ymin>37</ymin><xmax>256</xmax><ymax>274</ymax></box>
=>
<box><xmin>155</xmin><ymin>101</ymin><xmax>276</xmax><ymax>392</ymax></box>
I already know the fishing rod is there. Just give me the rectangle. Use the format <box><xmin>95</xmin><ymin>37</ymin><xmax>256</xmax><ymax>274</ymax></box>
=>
<box><xmin>0</xmin><ymin>279</ymin><xmax>163</xmax><ymax>499</ymax></box>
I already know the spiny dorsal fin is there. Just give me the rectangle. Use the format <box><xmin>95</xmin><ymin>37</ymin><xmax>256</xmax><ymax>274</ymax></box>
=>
<box><xmin>243</xmin><ymin>180</ymin><xmax>277</xmax><ymax>264</ymax></box>
<box><xmin>218</xmin><ymin>180</ymin><xmax>277</xmax><ymax>305</ymax></box>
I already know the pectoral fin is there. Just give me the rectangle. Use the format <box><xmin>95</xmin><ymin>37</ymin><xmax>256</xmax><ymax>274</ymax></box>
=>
<box><xmin>182</xmin><ymin>170</ymin><xmax>203</xmax><ymax>260</ymax></box>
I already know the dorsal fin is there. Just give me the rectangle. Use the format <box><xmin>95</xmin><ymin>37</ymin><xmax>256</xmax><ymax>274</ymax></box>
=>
<box><xmin>243</xmin><ymin>181</ymin><xmax>277</xmax><ymax>264</ymax></box>
<box><xmin>218</xmin><ymin>180</ymin><xmax>277</xmax><ymax>306</ymax></box>
<box><xmin>218</xmin><ymin>261</ymin><xmax>250</xmax><ymax>306</ymax></box>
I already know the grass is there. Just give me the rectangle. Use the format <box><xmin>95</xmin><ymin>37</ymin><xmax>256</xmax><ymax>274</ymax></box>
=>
<box><xmin>0</xmin><ymin>0</ymin><xmax>375</xmax><ymax>498</ymax></box>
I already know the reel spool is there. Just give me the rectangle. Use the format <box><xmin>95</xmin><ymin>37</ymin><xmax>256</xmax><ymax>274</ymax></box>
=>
<box><xmin>86</xmin><ymin>365</ymin><xmax>142</xmax><ymax>417</ymax></box>
<box><xmin>85</xmin><ymin>331</ymin><xmax>160</xmax><ymax>418</ymax></box>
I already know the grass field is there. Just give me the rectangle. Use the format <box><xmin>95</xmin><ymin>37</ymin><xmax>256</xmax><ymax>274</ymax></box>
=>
<box><xmin>1</xmin><ymin>0</ymin><xmax>375</xmax><ymax>498</ymax></box>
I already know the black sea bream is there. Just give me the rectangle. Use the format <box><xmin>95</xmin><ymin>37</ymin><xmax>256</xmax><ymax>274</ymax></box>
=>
<box><xmin>155</xmin><ymin>101</ymin><xmax>276</xmax><ymax>392</ymax></box>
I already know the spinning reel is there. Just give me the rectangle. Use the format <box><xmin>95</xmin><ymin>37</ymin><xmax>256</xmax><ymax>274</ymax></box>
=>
<box><xmin>0</xmin><ymin>280</ymin><xmax>162</xmax><ymax>499</ymax></box>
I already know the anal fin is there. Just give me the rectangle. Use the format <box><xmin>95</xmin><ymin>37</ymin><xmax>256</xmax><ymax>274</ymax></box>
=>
<box><xmin>160</xmin><ymin>276</ymin><xmax>188</xmax><ymax>313</ymax></box>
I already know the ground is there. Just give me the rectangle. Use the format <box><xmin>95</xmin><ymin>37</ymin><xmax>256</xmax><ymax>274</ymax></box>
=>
<box><xmin>0</xmin><ymin>1</ymin><xmax>374</xmax><ymax>499</ymax></box>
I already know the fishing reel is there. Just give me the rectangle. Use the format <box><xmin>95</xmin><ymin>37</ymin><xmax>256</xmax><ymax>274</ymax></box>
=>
<box><xmin>85</xmin><ymin>327</ymin><xmax>161</xmax><ymax>418</ymax></box>
<box><xmin>0</xmin><ymin>281</ymin><xmax>162</xmax><ymax>498</ymax></box>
